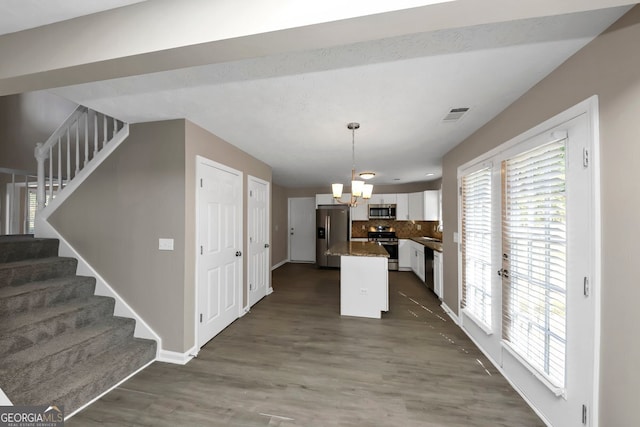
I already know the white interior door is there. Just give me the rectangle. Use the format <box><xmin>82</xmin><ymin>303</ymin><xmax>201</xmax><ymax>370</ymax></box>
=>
<box><xmin>196</xmin><ymin>157</ymin><xmax>243</xmax><ymax>348</ymax></box>
<box><xmin>248</xmin><ymin>176</ymin><xmax>270</xmax><ymax>307</ymax></box>
<box><xmin>288</xmin><ymin>197</ymin><xmax>315</xmax><ymax>262</ymax></box>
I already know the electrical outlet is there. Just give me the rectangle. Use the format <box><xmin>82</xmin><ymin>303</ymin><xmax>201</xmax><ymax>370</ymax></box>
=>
<box><xmin>359</xmin><ymin>288</ymin><xmax>368</xmax><ymax>295</ymax></box>
<box><xmin>417</xmin><ymin>224</ymin><xmax>422</xmax><ymax>230</ymax></box>
<box><xmin>361</xmin><ymin>225</ymin><xmax>365</xmax><ymax>230</ymax></box>
<box><xmin>159</xmin><ymin>238</ymin><xmax>174</xmax><ymax>251</ymax></box>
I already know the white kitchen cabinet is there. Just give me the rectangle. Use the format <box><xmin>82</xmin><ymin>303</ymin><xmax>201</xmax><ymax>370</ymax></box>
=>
<box><xmin>408</xmin><ymin>190</ymin><xmax>440</xmax><ymax>221</ymax></box>
<box><xmin>398</xmin><ymin>239</ymin><xmax>411</xmax><ymax>270</ymax></box>
<box><xmin>396</xmin><ymin>193</ymin><xmax>409</xmax><ymax>220</ymax></box>
<box><xmin>316</xmin><ymin>194</ymin><xmax>334</xmax><ymax>207</ymax></box>
<box><xmin>351</xmin><ymin>202</ymin><xmax>368</xmax><ymax>221</ymax></box>
<box><xmin>368</xmin><ymin>193</ymin><xmax>397</xmax><ymax>205</ymax></box>
<box><xmin>423</xmin><ymin>190</ymin><xmax>439</xmax><ymax>221</ymax></box>
<box><xmin>316</xmin><ymin>193</ymin><xmax>350</xmax><ymax>208</ymax></box>
<box><xmin>410</xmin><ymin>241</ymin><xmax>424</xmax><ymax>282</ymax></box>
<box><xmin>434</xmin><ymin>250</ymin><xmax>443</xmax><ymax>299</ymax></box>
<box><xmin>408</xmin><ymin>192</ymin><xmax>423</xmax><ymax>220</ymax></box>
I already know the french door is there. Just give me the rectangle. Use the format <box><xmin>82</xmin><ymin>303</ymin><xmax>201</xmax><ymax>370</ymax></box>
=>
<box><xmin>458</xmin><ymin>99</ymin><xmax>599</xmax><ymax>427</ymax></box>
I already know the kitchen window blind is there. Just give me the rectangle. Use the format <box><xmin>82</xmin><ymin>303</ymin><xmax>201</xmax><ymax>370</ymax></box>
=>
<box><xmin>461</xmin><ymin>166</ymin><xmax>493</xmax><ymax>330</ymax></box>
<box><xmin>501</xmin><ymin>138</ymin><xmax>567</xmax><ymax>390</ymax></box>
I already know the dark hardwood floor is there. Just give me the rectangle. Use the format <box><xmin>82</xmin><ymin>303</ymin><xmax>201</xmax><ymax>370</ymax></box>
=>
<box><xmin>68</xmin><ymin>263</ymin><xmax>544</xmax><ymax>426</ymax></box>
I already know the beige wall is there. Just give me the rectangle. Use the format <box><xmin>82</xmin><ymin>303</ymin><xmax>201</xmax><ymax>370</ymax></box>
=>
<box><xmin>0</xmin><ymin>92</ymin><xmax>76</xmax><ymax>171</ymax></box>
<box><xmin>49</xmin><ymin>120</ymin><xmax>187</xmax><ymax>351</ymax></box>
<box><xmin>271</xmin><ymin>184</ymin><xmax>288</xmax><ymax>267</ymax></box>
<box><xmin>48</xmin><ymin>119</ymin><xmax>272</xmax><ymax>353</ymax></box>
<box><xmin>441</xmin><ymin>7</ymin><xmax>640</xmax><ymax>425</ymax></box>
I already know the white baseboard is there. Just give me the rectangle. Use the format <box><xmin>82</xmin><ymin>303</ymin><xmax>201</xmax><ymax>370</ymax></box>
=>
<box><xmin>441</xmin><ymin>302</ymin><xmax>459</xmax><ymax>325</ymax></box>
<box><xmin>65</xmin><ymin>358</ymin><xmax>154</xmax><ymax>420</ymax></box>
<box><xmin>271</xmin><ymin>259</ymin><xmax>288</xmax><ymax>270</ymax></box>
<box><xmin>157</xmin><ymin>345</ymin><xmax>197</xmax><ymax>365</ymax></box>
<box><xmin>267</xmin><ymin>286</ymin><xmax>274</xmax><ymax>295</ymax></box>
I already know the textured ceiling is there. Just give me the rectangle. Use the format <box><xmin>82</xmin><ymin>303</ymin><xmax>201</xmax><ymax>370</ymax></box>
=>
<box><xmin>3</xmin><ymin>2</ymin><xmax>632</xmax><ymax>188</ymax></box>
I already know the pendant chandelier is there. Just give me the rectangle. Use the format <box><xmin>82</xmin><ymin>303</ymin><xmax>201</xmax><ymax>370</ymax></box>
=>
<box><xmin>332</xmin><ymin>122</ymin><xmax>374</xmax><ymax>207</ymax></box>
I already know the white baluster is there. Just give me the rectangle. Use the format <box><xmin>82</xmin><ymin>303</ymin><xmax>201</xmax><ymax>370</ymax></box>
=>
<box><xmin>103</xmin><ymin>114</ymin><xmax>107</xmax><ymax>149</ymax></box>
<box><xmin>75</xmin><ymin>118</ymin><xmax>80</xmax><ymax>176</ymax></box>
<box><xmin>58</xmin><ymin>135</ymin><xmax>62</xmax><ymax>192</ymax></box>
<box><xmin>35</xmin><ymin>142</ymin><xmax>46</xmax><ymax>211</ymax></box>
<box><xmin>49</xmin><ymin>146</ymin><xmax>53</xmax><ymax>202</ymax></box>
<box><xmin>66</xmin><ymin>126</ymin><xmax>71</xmax><ymax>184</ymax></box>
<box><xmin>94</xmin><ymin>112</ymin><xmax>98</xmax><ymax>156</ymax></box>
<box><xmin>84</xmin><ymin>111</ymin><xmax>89</xmax><ymax>167</ymax></box>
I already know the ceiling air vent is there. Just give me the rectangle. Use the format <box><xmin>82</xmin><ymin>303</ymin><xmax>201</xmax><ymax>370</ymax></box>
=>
<box><xmin>443</xmin><ymin>107</ymin><xmax>469</xmax><ymax>122</ymax></box>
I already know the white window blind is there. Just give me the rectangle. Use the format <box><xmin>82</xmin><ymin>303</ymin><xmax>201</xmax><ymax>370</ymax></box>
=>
<box><xmin>461</xmin><ymin>166</ymin><xmax>493</xmax><ymax>330</ymax></box>
<box><xmin>502</xmin><ymin>138</ymin><xmax>567</xmax><ymax>390</ymax></box>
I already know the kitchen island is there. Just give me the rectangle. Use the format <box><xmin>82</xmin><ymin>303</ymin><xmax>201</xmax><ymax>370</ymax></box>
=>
<box><xmin>326</xmin><ymin>241</ymin><xmax>389</xmax><ymax>319</ymax></box>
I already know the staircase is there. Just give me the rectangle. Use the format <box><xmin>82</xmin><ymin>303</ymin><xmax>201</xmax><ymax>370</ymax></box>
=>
<box><xmin>0</xmin><ymin>235</ymin><xmax>156</xmax><ymax>414</ymax></box>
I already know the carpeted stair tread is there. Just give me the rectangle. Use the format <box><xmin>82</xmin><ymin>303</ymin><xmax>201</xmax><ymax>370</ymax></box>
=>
<box><xmin>0</xmin><ymin>317</ymin><xmax>136</xmax><ymax>395</ymax></box>
<box><xmin>0</xmin><ymin>257</ymin><xmax>77</xmax><ymax>287</ymax></box>
<box><xmin>0</xmin><ymin>296</ymin><xmax>115</xmax><ymax>357</ymax></box>
<box><xmin>12</xmin><ymin>338</ymin><xmax>156</xmax><ymax>413</ymax></box>
<box><xmin>0</xmin><ymin>237</ymin><xmax>59</xmax><ymax>263</ymax></box>
<box><xmin>0</xmin><ymin>276</ymin><xmax>96</xmax><ymax>317</ymax></box>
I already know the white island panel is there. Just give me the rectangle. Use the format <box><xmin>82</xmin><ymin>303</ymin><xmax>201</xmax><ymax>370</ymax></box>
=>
<box><xmin>340</xmin><ymin>255</ymin><xmax>388</xmax><ymax>319</ymax></box>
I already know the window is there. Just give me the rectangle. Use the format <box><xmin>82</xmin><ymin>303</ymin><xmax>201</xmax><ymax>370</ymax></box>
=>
<box><xmin>460</xmin><ymin>166</ymin><xmax>493</xmax><ymax>330</ymax></box>
<box><xmin>502</xmin><ymin>138</ymin><xmax>567</xmax><ymax>390</ymax></box>
<box><xmin>456</xmin><ymin>99</ymin><xmax>598</xmax><ymax>425</ymax></box>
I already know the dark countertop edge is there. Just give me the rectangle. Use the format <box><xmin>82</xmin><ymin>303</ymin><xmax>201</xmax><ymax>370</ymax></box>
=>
<box><xmin>409</xmin><ymin>237</ymin><xmax>443</xmax><ymax>253</ymax></box>
<box><xmin>326</xmin><ymin>241</ymin><xmax>390</xmax><ymax>258</ymax></box>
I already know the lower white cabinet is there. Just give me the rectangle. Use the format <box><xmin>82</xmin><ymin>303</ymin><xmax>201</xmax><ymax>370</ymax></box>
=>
<box><xmin>434</xmin><ymin>251</ymin><xmax>443</xmax><ymax>299</ymax></box>
<box><xmin>410</xmin><ymin>241</ymin><xmax>425</xmax><ymax>282</ymax></box>
<box><xmin>398</xmin><ymin>239</ymin><xmax>411</xmax><ymax>270</ymax></box>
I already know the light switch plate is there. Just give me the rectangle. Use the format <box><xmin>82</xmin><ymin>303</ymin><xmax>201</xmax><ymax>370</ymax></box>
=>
<box><xmin>453</xmin><ymin>232</ymin><xmax>459</xmax><ymax>243</ymax></box>
<box><xmin>159</xmin><ymin>238</ymin><xmax>174</xmax><ymax>251</ymax></box>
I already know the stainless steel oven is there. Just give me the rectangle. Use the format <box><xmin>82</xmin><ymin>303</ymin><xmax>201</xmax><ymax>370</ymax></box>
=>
<box><xmin>368</xmin><ymin>231</ymin><xmax>398</xmax><ymax>271</ymax></box>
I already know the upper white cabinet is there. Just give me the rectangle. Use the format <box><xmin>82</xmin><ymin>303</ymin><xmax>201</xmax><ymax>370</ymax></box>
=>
<box><xmin>423</xmin><ymin>190</ymin><xmax>439</xmax><ymax>221</ymax></box>
<box><xmin>316</xmin><ymin>193</ymin><xmax>351</xmax><ymax>208</ymax></box>
<box><xmin>408</xmin><ymin>192</ymin><xmax>423</xmax><ymax>220</ymax></box>
<box><xmin>368</xmin><ymin>193</ymin><xmax>397</xmax><ymax>205</ymax></box>
<box><xmin>408</xmin><ymin>190</ymin><xmax>440</xmax><ymax>221</ymax></box>
<box><xmin>351</xmin><ymin>202</ymin><xmax>368</xmax><ymax>221</ymax></box>
<box><xmin>396</xmin><ymin>193</ymin><xmax>409</xmax><ymax>220</ymax></box>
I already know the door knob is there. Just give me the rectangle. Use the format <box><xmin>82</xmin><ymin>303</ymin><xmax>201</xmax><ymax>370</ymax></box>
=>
<box><xmin>235</xmin><ymin>251</ymin><xmax>242</xmax><ymax>257</ymax></box>
<box><xmin>264</xmin><ymin>243</ymin><xmax>270</xmax><ymax>248</ymax></box>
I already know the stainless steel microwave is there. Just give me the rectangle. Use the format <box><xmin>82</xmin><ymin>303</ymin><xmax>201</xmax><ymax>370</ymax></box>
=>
<box><xmin>368</xmin><ymin>204</ymin><xmax>396</xmax><ymax>219</ymax></box>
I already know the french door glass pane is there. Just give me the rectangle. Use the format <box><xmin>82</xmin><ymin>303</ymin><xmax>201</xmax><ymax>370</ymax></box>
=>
<box><xmin>502</xmin><ymin>138</ymin><xmax>567</xmax><ymax>389</ymax></box>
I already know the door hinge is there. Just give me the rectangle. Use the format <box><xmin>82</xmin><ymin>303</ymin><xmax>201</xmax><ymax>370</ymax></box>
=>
<box><xmin>582</xmin><ymin>404</ymin><xmax>587</xmax><ymax>424</ymax></box>
<box><xmin>584</xmin><ymin>277</ymin><xmax>590</xmax><ymax>297</ymax></box>
<box><xmin>200</xmin><ymin>313</ymin><xmax>203</xmax><ymax>323</ymax></box>
<box><xmin>200</xmin><ymin>245</ymin><xmax>203</xmax><ymax>255</ymax></box>
<box><xmin>583</xmin><ymin>148</ymin><xmax>589</xmax><ymax>168</ymax></box>
<box><xmin>200</xmin><ymin>178</ymin><xmax>203</xmax><ymax>187</ymax></box>
<box><xmin>459</xmin><ymin>186</ymin><xmax>462</xmax><ymax>196</ymax></box>
<box><xmin>250</xmin><ymin>190</ymin><xmax>253</xmax><ymax>197</ymax></box>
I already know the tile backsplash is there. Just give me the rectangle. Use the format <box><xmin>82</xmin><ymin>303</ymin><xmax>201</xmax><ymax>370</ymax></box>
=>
<box><xmin>352</xmin><ymin>220</ymin><xmax>442</xmax><ymax>240</ymax></box>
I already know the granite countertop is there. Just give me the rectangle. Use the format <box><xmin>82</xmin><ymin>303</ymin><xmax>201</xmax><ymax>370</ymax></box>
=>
<box><xmin>410</xmin><ymin>237</ymin><xmax>443</xmax><ymax>253</ymax></box>
<box><xmin>326</xmin><ymin>241</ymin><xmax>390</xmax><ymax>258</ymax></box>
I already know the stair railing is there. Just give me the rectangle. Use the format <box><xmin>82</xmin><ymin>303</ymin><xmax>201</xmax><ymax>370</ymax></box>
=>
<box><xmin>35</xmin><ymin>106</ymin><xmax>128</xmax><ymax>211</ymax></box>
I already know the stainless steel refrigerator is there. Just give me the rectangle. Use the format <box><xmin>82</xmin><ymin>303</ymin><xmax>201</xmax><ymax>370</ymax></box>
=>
<box><xmin>316</xmin><ymin>205</ymin><xmax>350</xmax><ymax>268</ymax></box>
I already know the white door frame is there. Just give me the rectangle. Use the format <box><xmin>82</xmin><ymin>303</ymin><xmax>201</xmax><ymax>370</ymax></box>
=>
<box><xmin>194</xmin><ymin>155</ymin><xmax>243</xmax><ymax>351</ymax></box>
<box><xmin>247</xmin><ymin>175</ymin><xmax>271</xmax><ymax>307</ymax></box>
